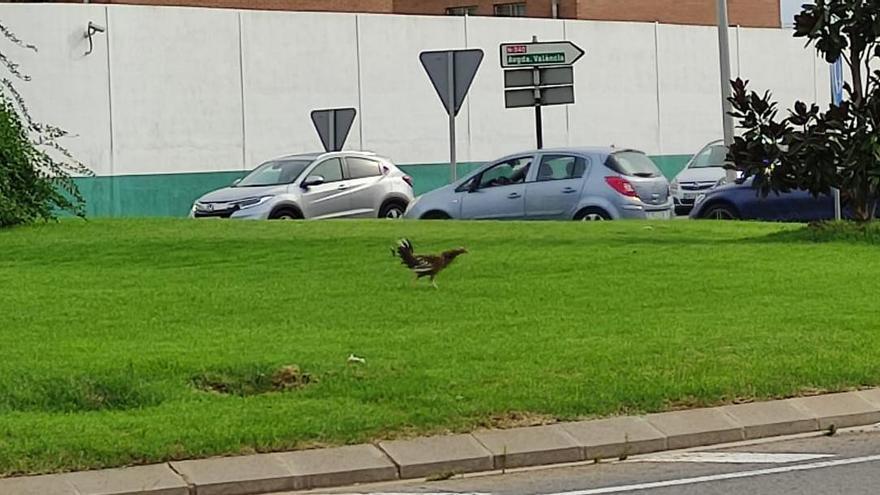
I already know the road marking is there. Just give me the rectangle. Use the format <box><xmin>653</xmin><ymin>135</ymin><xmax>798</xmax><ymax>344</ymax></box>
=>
<box><xmin>634</xmin><ymin>452</ymin><xmax>834</xmax><ymax>464</ymax></box>
<box><xmin>547</xmin><ymin>454</ymin><xmax>880</xmax><ymax>494</ymax></box>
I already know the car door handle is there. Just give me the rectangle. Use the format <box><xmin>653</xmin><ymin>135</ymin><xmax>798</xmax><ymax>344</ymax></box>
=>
<box><xmin>337</xmin><ymin>184</ymin><xmax>349</xmax><ymax>190</ymax></box>
<box><xmin>508</xmin><ymin>193</ymin><xmax>522</xmax><ymax>199</ymax></box>
<box><xmin>562</xmin><ymin>187</ymin><xmax>577</xmax><ymax>194</ymax></box>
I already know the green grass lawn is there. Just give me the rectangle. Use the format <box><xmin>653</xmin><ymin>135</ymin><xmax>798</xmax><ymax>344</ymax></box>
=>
<box><xmin>1</xmin><ymin>218</ymin><xmax>879</xmax><ymax>476</ymax></box>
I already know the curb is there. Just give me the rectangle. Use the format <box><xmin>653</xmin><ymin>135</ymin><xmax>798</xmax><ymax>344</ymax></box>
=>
<box><xmin>4</xmin><ymin>389</ymin><xmax>880</xmax><ymax>495</ymax></box>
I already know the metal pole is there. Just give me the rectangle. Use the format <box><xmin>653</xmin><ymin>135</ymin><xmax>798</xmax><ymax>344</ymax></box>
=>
<box><xmin>531</xmin><ymin>35</ymin><xmax>543</xmax><ymax>149</ymax></box>
<box><xmin>535</xmin><ymin>105</ymin><xmax>543</xmax><ymax>149</ymax></box>
<box><xmin>830</xmin><ymin>59</ymin><xmax>843</xmax><ymax>221</ymax></box>
<box><xmin>833</xmin><ymin>188</ymin><xmax>842</xmax><ymax>221</ymax></box>
<box><xmin>447</xmin><ymin>52</ymin><xmax>457</xmax><ymax>182</ymax></box>
<box><xmin>533</xmin><ymin>65</ymin><xmax>543</xmax><ymax>149</ymax></box>
<box><xmin>717</xmin><ymin>0</ymin><xmax>737</xmax><ymax>182</ymax></box>
<box><xmin>328</xmin><ymin>110</ymin><xmax>336</xmax><ymax>152</ymax></box>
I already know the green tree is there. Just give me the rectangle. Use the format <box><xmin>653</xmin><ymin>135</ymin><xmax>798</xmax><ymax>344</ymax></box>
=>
<box><xmin>727</xmin><ymin>0</ymin><xmax>880</xmax><ymax>222</ymax></box>
<box><xmin>0</xmin><ymin>21</ymin><xmax>90</xmax><ymax>228</ymax></box>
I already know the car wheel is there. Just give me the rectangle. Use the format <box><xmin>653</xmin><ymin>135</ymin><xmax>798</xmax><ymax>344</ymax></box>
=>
<box><xmin>379</xmin><ymin>201</ymin><xmax>406</xmax><ymax>219</ymax></box>
<box><xmin>574</xmin><ymin>207</ymin><xmax>611</xmax><ymax>221</ymax></box>
<box><xmin>701</xmin><ymin>203</ymin><xmax>740</xmax><ymax>220</ymax></box>
<box><xmin>269</xmin><ymin>207</ymin><xmax>302</xmax><ymax>220</ymax></box>
<box><xmin>421</xmin><ymin>210</ymin><xmax>451</xmax><ymax>220</ymax></box>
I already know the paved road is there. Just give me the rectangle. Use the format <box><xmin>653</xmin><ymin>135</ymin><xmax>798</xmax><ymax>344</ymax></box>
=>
<box><xmin>292</xmin><ymin>425</ymin><xmax>880</xmax><ymax>495</ymax></box>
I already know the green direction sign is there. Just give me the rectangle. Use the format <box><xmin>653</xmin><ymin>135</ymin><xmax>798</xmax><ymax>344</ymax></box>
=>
<box><xmin>499</xmin><ymin>41</ymin><xmax>584</xmax><ymax>68</ymax></box>
<box><xmin>506</xmin><ymin>52</ymin><xmax>565</xmax><ymax>66</ymax></box>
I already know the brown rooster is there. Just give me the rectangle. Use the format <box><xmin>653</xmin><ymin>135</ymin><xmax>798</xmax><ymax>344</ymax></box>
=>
<box><xmin>392</xmin><ymin>238</ymin><xmax>467</xmax><ymax>288</ymax></box>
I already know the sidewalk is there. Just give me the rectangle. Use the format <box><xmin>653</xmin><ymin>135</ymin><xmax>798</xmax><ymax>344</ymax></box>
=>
<box><xmin>4</xmin><ymin>389</ymin><xmax>880</xmax><ymax>495</ymax></box>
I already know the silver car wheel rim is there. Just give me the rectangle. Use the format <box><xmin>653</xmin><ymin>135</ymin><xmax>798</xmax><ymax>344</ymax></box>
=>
<box><xmin>711</xmin><ymin>208</ymin><xmax>734</xmax><ymax>220</ymax></box>
<box><xmin>277</xmin><ymin>214</ymin><xmax>295</xmax><ymax>220</ymax></box>
<box><xmin>582</xmin><ymin>213</ymin><xmax>605</xmax><ymax>221</ymax></box>
<box><xmin>385</xmin><ymin>208</ymin><xmax>403</xmax><ymax>219</ymax></box>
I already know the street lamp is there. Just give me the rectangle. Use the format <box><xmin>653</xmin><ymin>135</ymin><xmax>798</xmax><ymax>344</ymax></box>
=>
<box><xmin>716</xmin><ymin>0</ymin><xmax>737</xmax><ymax>182</ymax></box>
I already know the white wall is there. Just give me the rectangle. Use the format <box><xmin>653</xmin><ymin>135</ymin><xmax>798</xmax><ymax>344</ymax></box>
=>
<box><xmin>565</xmin><ymin>21</ymin><xmax>659</xmax><ymax>154</ymax></box>
<box><xmin>3</xmin><ymin>4</ymin><xmax>113</xmax><ymax>175</ymax></box>
<box><xmin>358</xmin><ymin>13</ymin><xmax>467</xmax><ymax>164</ymax></box>
<box><xmin>1</xmin><ymin>4</ymin><xmax>830</xmax><ymax>175</ymax></box>
<box><xmin>242</xmin><ymin>10</ymin><xmax>361</xmax><ymax>167</ymax></box>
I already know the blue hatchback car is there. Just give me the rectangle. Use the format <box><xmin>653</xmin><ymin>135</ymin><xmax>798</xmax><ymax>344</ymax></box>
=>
<box><xmin>689</xmin><ymin>177</ymin><xmax>837</xmax><ymax>221</ymax></box>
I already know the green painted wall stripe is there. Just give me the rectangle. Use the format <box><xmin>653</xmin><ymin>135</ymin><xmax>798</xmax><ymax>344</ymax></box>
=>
<box><xmin>72</xmin><ymin>156</ymin><xmax>691</xmax><ymax>218</ymax></box>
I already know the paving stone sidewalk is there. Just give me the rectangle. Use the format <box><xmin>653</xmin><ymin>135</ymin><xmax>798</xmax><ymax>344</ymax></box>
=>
<box><xmin>4</xmin><ymin>389</ymin><xmax>880</xmax><ymax>495</ymax></box>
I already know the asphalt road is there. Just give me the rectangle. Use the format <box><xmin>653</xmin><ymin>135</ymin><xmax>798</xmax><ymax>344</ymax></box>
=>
<box><xmin>292</xmin><ymin>425</ymin><xmax>880</xmax><ymax>495</ymax></box>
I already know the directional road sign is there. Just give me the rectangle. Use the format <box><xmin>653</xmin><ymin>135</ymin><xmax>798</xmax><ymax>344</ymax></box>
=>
<box><xmin>499</xmin><ymin>41</ymin><xmax>584</xmax><ymax>68</ymax></box>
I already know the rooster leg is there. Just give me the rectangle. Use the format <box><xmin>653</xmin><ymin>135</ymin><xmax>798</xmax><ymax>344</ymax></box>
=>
<box><xmin>411</xmin><ymin>273</ymin><xmax>419</xmax><ymax>287</ymax></box>
<box><xmin>430</xmin><ymin>276</ymin><xmax>438</xmax><ymax>289</ymax></box>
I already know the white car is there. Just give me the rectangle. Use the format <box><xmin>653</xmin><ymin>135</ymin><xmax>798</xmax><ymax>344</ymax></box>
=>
<box><xmin>190</xmin><ymin>151</ymin><xmax>414</xmax><ymax>220</ymax></box>
<box><xmin>670</xmin><ymin>140</ymin><xmax>730</xmax><ymax>215</ymax></box>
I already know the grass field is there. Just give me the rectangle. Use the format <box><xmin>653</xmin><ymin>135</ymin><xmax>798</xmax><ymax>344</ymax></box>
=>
<box><xmin>2</xmin><ymin>218</ymin><xmax>880</xmax><ymax>476</ymax></box>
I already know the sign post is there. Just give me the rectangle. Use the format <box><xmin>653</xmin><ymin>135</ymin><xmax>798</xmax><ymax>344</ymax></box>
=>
<box><xmin>830</xmin><ymin>58</ymin><xmax>844</xmax><ymax>221</ymax></box>
<box><xmin>311</xmin><ymin>108</ymin><xmax>357</xmax><ymax>152</ymax></box>
<box><xmin>420</xmin><ymin>49</ymin><xmax>484</xmax><ymax>182</ymax></box>
<box><xmin>500</xmin><ymin>37</ymin><xmax>584</xmax><ymax>149</ymax></box>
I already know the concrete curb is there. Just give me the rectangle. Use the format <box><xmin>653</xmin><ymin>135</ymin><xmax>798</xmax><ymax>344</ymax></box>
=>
<box><xmin>4</xmin><ymin>389</ymin><xmax>880</xmax><ymax>495</ymax></box>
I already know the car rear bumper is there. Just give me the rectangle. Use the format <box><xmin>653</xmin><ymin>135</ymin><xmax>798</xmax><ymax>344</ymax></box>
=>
<box><xmin>618</xmin><ymin>200</ymin><xmax>674</xmax><ymax>220</ymax></box>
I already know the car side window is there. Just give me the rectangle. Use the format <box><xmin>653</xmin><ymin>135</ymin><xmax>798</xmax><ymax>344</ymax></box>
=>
<box><xmin>310</xmin><ymin>158</ymin><xmax>344</xmax><ymax>183</ymax></box>
<box><xmin>535</xmin><ymin>155</ymin><xmax>586</xmax><ymax>182</ymax></box>
<box><xmin>345</xmin><ymin>157</ymin><xmax>381</xmax><ymax>179</ymax></box>
<box><xmin>478</xmin><ymin>157</ymin><xmax>532</xmax><ymax>189</ymax></box>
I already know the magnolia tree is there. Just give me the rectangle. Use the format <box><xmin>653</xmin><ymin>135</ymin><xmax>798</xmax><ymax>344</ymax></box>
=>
<box><xmin>727</xmin><ymin>0</ymin><xmax>880</xmax><ymax>222</ymax></box>
<box><xmin>0</xmin><ymin>21</ymin><xmax>90</xmax><ymax>228</ymax></box>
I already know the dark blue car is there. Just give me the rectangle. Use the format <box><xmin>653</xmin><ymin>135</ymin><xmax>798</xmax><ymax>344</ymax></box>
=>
<box><xmin>689</xmin><ymin>177</ymin><xmax>836</xmax><ymax>221</ymax></box>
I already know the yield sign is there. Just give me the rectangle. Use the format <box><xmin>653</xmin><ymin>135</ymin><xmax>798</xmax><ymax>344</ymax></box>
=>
<box><xmin>419</xmin><ymin>49</ymin><xmax>484</xmax><ymax>117</ymax></box>
<box><xmin>310</xmin><ymin>108</ymin><xmax>356</xmax><ymax>152</ymax></box>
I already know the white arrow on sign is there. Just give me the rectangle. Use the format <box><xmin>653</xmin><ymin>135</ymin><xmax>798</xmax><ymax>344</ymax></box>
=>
<box><xmin>500</xmin><ymin>40</ymin><xmax>585</xmax><ymax>68</ymax></box>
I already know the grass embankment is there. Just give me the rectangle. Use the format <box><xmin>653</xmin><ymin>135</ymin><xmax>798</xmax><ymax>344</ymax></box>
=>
<box><xmin>1</xmin><ymin>219</ymin><xmax>878</xmax><ymax>476</ymax></box>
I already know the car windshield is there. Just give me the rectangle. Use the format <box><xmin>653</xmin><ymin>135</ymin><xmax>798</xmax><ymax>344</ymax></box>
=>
<box><xmin>689</xmin><ymin>144</ymin><xmax>728</xmax><ymax>169</ymax></box>
<box><xmin>235</xmin><ymin>159</ymin><xmax>311</xmax><ymax>187</ymax></box>
<box><xmin>607</xmin><ymin>151</ymin><xmax>660</xmax><ymax>178</ymax></box>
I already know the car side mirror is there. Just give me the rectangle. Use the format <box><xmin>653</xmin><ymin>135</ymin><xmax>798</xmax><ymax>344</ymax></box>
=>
<box><xmin>232</xmin><ymin>178</ymin><xmax>241</xmax><ymax>186</ymax></box>
<box><xmin>301</xmin><ymin>175</ymin><xmax>325</xmax><ymax>188</ymax></box>
<box><xmin>468</xmin><ymin>179</ymin><xmax>480</xmax><ymax>192</ymax></box>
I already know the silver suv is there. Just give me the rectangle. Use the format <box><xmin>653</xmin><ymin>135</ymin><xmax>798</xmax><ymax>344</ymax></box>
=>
<box><xmin>404</xmin><ymin>147</ymin><xmax>673</xmax><ymax>221</ymax></box>
<box><xmin>190</xmin><ymin>151</ymin><xmax>414</xmax><ymax>220</ymax></box>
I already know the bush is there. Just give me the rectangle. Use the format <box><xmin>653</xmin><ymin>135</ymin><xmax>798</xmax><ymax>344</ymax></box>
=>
<box><xmin>0</xmin><ymin>96</ymin><xmax>85</xmax><ymax>227</ymax></box>
<box><xmin>0</xmin><ymin>21</ymin><xmax>90</xmax><ymax>228</ymax></box>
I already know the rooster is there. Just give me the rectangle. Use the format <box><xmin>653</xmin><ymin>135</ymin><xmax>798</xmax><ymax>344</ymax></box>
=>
<box><xmin>391</xmin><ymin>238</ymin><xmax>467</xmax><ymax>288</ymax></box>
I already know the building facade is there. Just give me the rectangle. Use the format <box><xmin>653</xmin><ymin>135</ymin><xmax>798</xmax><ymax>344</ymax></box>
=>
<box><xmin>61</xmin><ymin>0</ymin><xmax>781</xmax><ymax>28</ymax></box>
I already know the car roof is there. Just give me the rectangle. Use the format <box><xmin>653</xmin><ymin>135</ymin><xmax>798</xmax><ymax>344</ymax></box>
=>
<box><xmin>494</xmin><ymin>146</ymin><xmax>645</xmax><ymax>162</ymax></box>
<box><xmin>269</xmin><ymin>150</ymin><xmax>391</xmax><ymax>162</ymax></box>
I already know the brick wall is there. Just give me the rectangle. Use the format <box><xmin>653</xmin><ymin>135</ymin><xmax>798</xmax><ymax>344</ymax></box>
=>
<box><xmin>79</xmin><ymin>0</ymin><xmax>394</xmax><ymax>13</ymax></box>
<box><xmin>393</xmin><ymin>0</ymin><xmax>576</xmax><ymax>18</ymax></box>
<box><xmin>578</xmin><ymin>0</ymin><xmax>780</xmax><ymax>28</ymax></box>
<box><xmin>56</xmin><ymin>0</ymin><xmax>780</xmax><ymax>27</ymax></box>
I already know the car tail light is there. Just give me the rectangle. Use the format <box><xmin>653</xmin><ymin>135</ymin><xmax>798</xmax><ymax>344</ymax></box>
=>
<box><xmin>605</xmin><ymin>176</ymin><xmax>639</xmax><ymax>198</ymax></box>
<box><xmin>403</xmin><ymin>175</ymin><xmax>414</xmax><ymax>188</ymax></box>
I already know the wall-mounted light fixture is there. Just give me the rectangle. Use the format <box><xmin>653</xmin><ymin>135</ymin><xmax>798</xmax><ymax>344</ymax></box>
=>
<box><xmin>84</xmin><ymin>21</ymin><xmax>105</xmax><ymax>56</ymax></box>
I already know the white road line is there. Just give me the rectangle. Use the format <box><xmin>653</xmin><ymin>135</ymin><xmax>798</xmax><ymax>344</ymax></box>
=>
<box><xmin>548</xmin><ymin>454</ymin><xmax>880</xmax><ymax>495</ymax></box>
<box><xmin>633</xmin><ymin>452</ymin><xmax>834</xmax><ymax>464</ymax></box>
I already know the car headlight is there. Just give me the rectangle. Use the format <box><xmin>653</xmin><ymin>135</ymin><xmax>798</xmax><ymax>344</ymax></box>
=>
<box><xmin>670</xmin><ymin>180</ymin><xmax>680</xmax><ymax>194</ymax></box>
<box><xmin>236</xmin><ymin>196</ymin><xmax>274</xmax><ymax>210</ymax></box>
